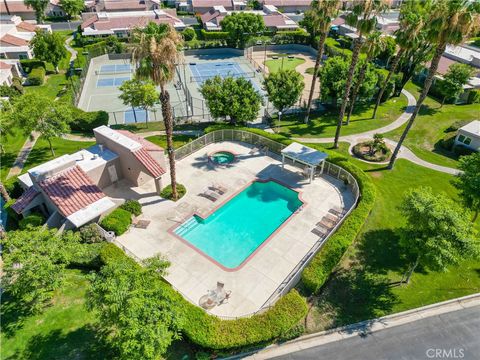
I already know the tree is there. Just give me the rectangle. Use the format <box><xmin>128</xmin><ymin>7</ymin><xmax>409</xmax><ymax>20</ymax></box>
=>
<box><xmin>59</xmin><ymin>0</ymin><xmax>84</xmax><ymax>19</ymax></box>
<box><xmin>30</xmin><ymin>31</ymin><xmax>68</xmax><ymax>73</ymax></box>
<box><xmin>200</xmin><ymin>76</ymin><xmax>262</xmax><ymax>124</ymax></box>
<box><xmin>388</xmin><ymin>0</ymin><xmax>480</xmax><ymax>169</ymax></box>
<box><xmin>9</xmin><ymin>93</ymin><xmax>71</xmax><ymax>156</ymax></box>
<box><xmin>1</xmin><ymin>228</ymin><xmax>82</xmax><ymax>313</ymax></box>
<box><xmin>437</xmin><ymin>63</ymin><xmax>475</xmax><ymax>106</ymax></box>
<box><xmin>86</xmin><ymin>255</ymin><xmax>184</xmax><ymax>360</ymax></box>
<box><xmin>345</xmin><ymin>30</ymin><xmax>385</xmax><ymax>125</ymax></box>
<box><xmin>376</xmin><ymin>35</ymin><xmax>396</xmax><ymax>64</ymax></box>
<box><xmin>372</xmin><ymin>0</ymin><xmax>430</xmax><ymax>118</ymax></box>
<box><xmin>303</xmin><ymin>0</ymin><xmax>341</xmax><ymax>124</ymax></box>
<box><xmin>119</xmin><ymin>78</ymin><xmax>158</xmax><ymax>127</ymax></box>
<box><xmin>369</xmin><ymin>133</ymin><xmax>387</xmax><ymax>156</ymax></box>
<box><xmin>320</xmin><ymin>55</ymin><xmax>349</xmax><ymax>106</ymax></box>
<box><xmin>220</xmin><ymin>12</ymin><xmax>266</xmax><ymax>48</ymax></box>
<box><xmin>454</xmin><ymin>153</ymin><xmax>480</xmax><ymax>222</ymax></box>
<box><xmin>264</xmin><ymin>69</ymin><xmax>304</xmax><ymax>112</ymax></box>
<box><xmin>24</xmin><ymin>0</ymin><xmax>49</xmax><ymax>23</ymax></box>
<box><xmin>182</xmin><ymin>27</ymin><xmax>196</xmax><ymax>41</ymax></box>
<box><xmin>333</xmin><ymin>0</ymin><xmax>389</xmax><ymax>148</ymax></box>
<box><xmin>130</xmin><ymin>22</ymin><xmax>183</xmax><ymax>200</ymax></box>
<box><xmin>399</xmin><ymin>187</ymin><xmax>478</xmax><ymax>284</ymax></box>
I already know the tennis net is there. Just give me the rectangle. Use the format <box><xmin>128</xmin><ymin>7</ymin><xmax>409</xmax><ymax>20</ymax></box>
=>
<box><xmin>190</xmin><ymin>71</ymin><xmax>256</xmax><ymax>83</ymax></box>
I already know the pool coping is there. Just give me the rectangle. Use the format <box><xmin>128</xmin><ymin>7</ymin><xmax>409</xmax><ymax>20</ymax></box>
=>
<box><xmin>167</xmin><ymin>177</ymin><xmax>306</xmax><ymax>272</ymax></box>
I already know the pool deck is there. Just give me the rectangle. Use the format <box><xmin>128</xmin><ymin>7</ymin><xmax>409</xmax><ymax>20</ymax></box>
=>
<box><xmin>110</xmin><ymin>141</ymin><xmax>355</xmax><ymax>318</ymax></box>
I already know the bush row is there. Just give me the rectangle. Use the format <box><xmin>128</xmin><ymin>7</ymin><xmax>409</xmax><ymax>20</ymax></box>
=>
<box><xmin>203</xmin><ymin>127</ymin><xmax>376</xmax><ymax>294</ymax></box>
<box><xmin>28</xmin><ymin>67</ymin><xmax>46</xmax><ymax>85</ymax></box>
<box><xmin>200</xmin><ymin>29</ymin><xmax>230</xmax><ymax>40</ymax></box>
<box><xmin>70</xmin><ymin>107</ymin><xmax>109</xmax><ymax>132</ymax></box>
<box><xmin>120</xmin><ymin>199</ymin><xmax>142</xmax><ymax>216</ymax></box>
<box><xmin>19</xmin><ymin>59</ymin><xmax>46</xmax><ymax>73</ymax></box>
<box><xmin>100</xmin><ymin>208</ymin><xmax>131</xmax><ymax>235</ymax></box>
<box><xmin>19</xmin><ymin>213</ymin><xmax>45</xmax><ymax>229</ymax></box>
<box><xmin>100</xmin><ymin>242</ymin><xmax>308</xmax><ymax>350</ymax></box>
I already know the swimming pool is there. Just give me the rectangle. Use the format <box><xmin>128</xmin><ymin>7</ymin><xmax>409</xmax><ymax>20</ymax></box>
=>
<box><xmin>173</xmin><ymin>180</ymin><xmax>303</xmax><ymax>270</ymax></box>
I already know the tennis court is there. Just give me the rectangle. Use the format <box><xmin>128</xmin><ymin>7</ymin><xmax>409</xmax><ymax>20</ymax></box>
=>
<box><xmin>97</xmin><ymin>64</ymin><xmax>132</xmax><ymax>75</ymax></box>
<box><xmin>189</xmin><ymin>62</ymin><xmax>255</xmax><ymax>83</ymax></box>
<box><xmin>96</xmin><ymin>76</ymin><xmax>131</xmax><ymax>87</ymax></box>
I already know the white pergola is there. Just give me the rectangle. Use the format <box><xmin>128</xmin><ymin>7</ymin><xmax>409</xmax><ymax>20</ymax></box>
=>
<box><xmin>281</xmin><ymin>142</ymin><xmax>328</xmax><ymax>183</ymax></box>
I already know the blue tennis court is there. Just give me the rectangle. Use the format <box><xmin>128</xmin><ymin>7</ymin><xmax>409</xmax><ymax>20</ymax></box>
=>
<box><xmin>98</xmin><ymin>64</ymin><xmax>132</xmax><ymax>74</ymax></box>
<box><xmin>96</xmin><ymin>76</ymin><xmax>131</xmax><ymax>87</ymax></box>
<box><xmin>189</xmin><ymin>62</ymin><xmax>255</xmax><ymax>83</ymax></box>
<box><xmin>124</xmin><ymin>108</ymin><xmax>147</xmax><ymax>123</ymax></box>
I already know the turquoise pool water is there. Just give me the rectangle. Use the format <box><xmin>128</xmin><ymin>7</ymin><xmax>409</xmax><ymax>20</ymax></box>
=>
<box><xmin>174</xmin><ymin>180</ymin><xmax>303</xmax><ymax>269</ymax></box>
<box><xmin>210</xmin><ymin>151</ymin><xmax>235</xmax><ymax>165</ymax></box>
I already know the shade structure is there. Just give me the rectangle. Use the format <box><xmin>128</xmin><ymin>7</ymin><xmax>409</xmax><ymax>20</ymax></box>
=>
<box><xmin>281</xmin><ymin>142</ymin><xmax>328</xmax><ymax>183</ymax></box>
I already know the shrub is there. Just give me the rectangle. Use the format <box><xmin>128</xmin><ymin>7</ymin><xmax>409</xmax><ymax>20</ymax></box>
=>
<box><xmin>182</xmin><ymin>27</ymin><xmax>196</xmax><ymax>41</ymax></box>
<box><xmin>120</xmin><ymin>199</ymin><xmax>142</xmax><ymax>216</ymax></box>
<box><xmin>19</xmin><ymin>59</ymin><xmax>46</xmax><ymax>73</ymax></box>
<box><xmin>160</xmin><ymin>183</ymin><xmax>186</xmax><ymax>201</ymax></box>
<box><xmin>100</xmin><ymin>208</ymin><xmax>131</xmax><ymax>235</ymax></box>
<box><xmin>4</xmin><ymin>178</ymin><xmax>24</xmax><ymax>199</ymax></box>
<box><xmin>19</xmin><ymin>213</ymin><xmax>45</xmax><ymax>229</ymax></box>
<box><xmin>200</xmin><ymin>30</ymin><xmax>230</xmax><ymax>40</ymax></box>
<box><xmin>446</xmin><ymin>120</ymin><xmax>470</xmax><ymax>132</ymax></box>
<box><xmin>11</xmin><ymin>76</ymin><xmax>24</xmax><ymax>94</ymax></box>
<box><xmin>79</xmin><ymin>223</ymin><xmax>104</xmax><ymax>243</ymax></box>
<box><xmin>99</xmin><ymin>242</ymin><xmax>129</xmax><ymax>265</ymax></box>
<box><xmin>4</xmin><ymin>199</ymin><xmax>19</xmax><ymax>230</ymax></box>
<box><xmin>453</xmin><ymin>144</ymin><xmax>476</xmax><ymax>157</ymax></box>
<box><xmin>352</xmin><ymin>141</ymin><xmax>391</xmax><ymax>162</ymax></box>
<box><xmin>467</xmin><ymin>89</ymin><xmax>480</xmax><ymax>104</ymax></box>
<box><xmin>69</xmin><ymin>242</ymin><xmax>104</xmax><ymax>270</ymax></box>
<box><xmin>439</xmin><ymin>133</ymin><xmax>456</xmax><ymax>151</ymax></box>
<box><xmin>28</xmin><ymin>67</ymin><xmax>46</xmax><ymax>86</ymax></box>
<box><xmin>70</xmin><ymin>107</ymin><xmax>109</xmax><ymax>132</ymax></box>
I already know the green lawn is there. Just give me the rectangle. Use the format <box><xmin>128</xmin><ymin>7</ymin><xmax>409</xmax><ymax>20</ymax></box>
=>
<box><xmin>0</xmin><ymin>269</ymin><xmax>194</xmax><ymax>360</ymax></box>
<box><xmin>24</xmin><ymin>73</ymin><xmax>69</xmax><ymax>100</ymax></box>
<box><xmin>384</xmin><ymin>82</ymin><xmax>479</xmax><ymax>169</ymax></box>
<box><xmin>145</xmin><ymin>134</ymin><xmax>196</xmax><ymax>150</ymax></box>
<box><xmin>22</xmin><ymin>137</ymin><xmax>95</xmax><ymax>173</ymax></box>
<box><xmin>302</xmin><ymin>157</ymin><xmax>480</xmax><ymax>332</ymax></box>
<box><xmin>272</xmin><ymin>93</ymin><xmax>408</xmax><ymax>138</ymax></box>
<box><xmin>265</xmin><ymin>57</ymin><xmax>305</xmax><ymax>73</ymax></box>
<box><xmin>0</xmin><ymin>127</ymin><xmax>28</xmax><ymax>181</ymax></box>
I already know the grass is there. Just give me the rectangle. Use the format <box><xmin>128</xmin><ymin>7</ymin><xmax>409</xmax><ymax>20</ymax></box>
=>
<box><xmin>265</xmin><ymin>57</ymin><xmax>305</xmax><ymax>73</ymax></box>
<box><xmin>145</xmin><ymin>134</ymin><xmax>197</xmax><ymax>149</ymax></box>
<box><xmin>272</xmin><ymin>93</ymin><xmax>408</xmax><ymax>138</ymax></box>
<box><xmin>384</xmin><ymin>81</ymin><xmax>479</xmax><ymax>169</ymax></box>
<box><xmin>0</xmin><ymin>269</ymin><xmax>195</xmax><ymax>360</ymax></box>
<box><xmin>302</xmin><ymin>158</ymin><xmax>480</xmax><ymax>332</ymax></box>
<box><xmin>1</xmin><ymin>127</ymin><xmax>27</xmax><ymax>182</ymax></box>
<box><xmin>111</xmin><ymin>122</ymin><xmax>212</xmax><ymax>133</ymax></box>
<box><xmin>24</xmin><ymin>73</ymin><xmax>69</xmax><ymax>100</ymax></box>
<box><xmin>23</xmin><ymin>137</ymin><xmax>96</xmax><ymax>173</ymax></box>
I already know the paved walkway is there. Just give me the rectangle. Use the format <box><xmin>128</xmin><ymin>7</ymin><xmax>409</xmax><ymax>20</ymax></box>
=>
<box><xmin>65</xmin><ymin>36</ymin><xmax>77</xmax><ymax>63</ymax></box>
<box><xmin>6</xmin><ymin>132</ymin><xmax>40</xmax><ymax>179</ymax></box>
<box><xmin>237</xmin><ymin>293</ymin><xmax>480</xmax><ymax>360</ymax></box>
<box><xmin>294</xmin><ymin>90</ymin><xmax>460</xmax><ymax>175</ymax></box>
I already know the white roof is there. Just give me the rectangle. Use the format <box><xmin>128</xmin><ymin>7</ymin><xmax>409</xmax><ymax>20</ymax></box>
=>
<box><xmin>94</xmin><ymin>125</ymin><xmax>142</xmax><ymax>151</ymax></box>
<box><xmin>281</xmin><ymin>142</ymin><xmax>328</xmax><ymax>166</ymax></box>
<box><xmin>459</xmin><ymin>120</ymin><xmax>480</xmax><ymax>138</ymax></box>
<box><xmin>67</xmin><ymin>197</ymin><xmax>116</xmax><ymax>227</ymax></box>
<box><xmin>71</xmin><ymin>144</ymin><xmax>118</xmax><ymax>172</ymax></box>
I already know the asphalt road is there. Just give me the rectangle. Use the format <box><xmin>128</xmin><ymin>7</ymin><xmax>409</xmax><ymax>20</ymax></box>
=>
<box><xmin>50</xmin><ymin>21</ymin><xmax>82</xmax><ymax>31</ymax></box>
<box><xmin>273</xmin><ymin>305</ymin><xmax>480</xmax><ymax>360</ymax></box>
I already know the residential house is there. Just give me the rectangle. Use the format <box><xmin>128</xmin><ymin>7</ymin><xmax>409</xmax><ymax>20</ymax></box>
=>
<box><xmin>261</xmin><ymin>0</ymin><xmax>310</xmax><ymax>13</ymax></box>
<box><xmin>92</xmin><ymin>0</ymin><xmax>163</xmax><ymax>12</ymax></box>
<box><xmin>0</xmin><ymin>60</ymin><xmax>22</xmax><ymax>85</ymax></box>
<box><xmin>454</xmin><ymin>120</ymin><xmax>480</xmax><ymax>152</ymax></box>
<box><xmin>0</xmin><ymin>0</ymin><xmax>70</xmax><ymax>20</ymax></box>
<box><xmin>201</xmin><ymin>5</ymin><xmax>298</xmax><ymax>32</ymax></box>
<box><xmin>191</xmin><ymin>0</ymin><xmax>246</xmax><ymax>14</ymax></box>
<box><xmin>81</xmin><ymin>9</ymin><xmax>186</xmax><ymax>37</ymax></box>
<box><xmin>13</xmin><ymin>126</ymin><xmax>167</xmax><ymax>229</ymax></box>
<box><xmin>0</xmin><ymin>15</ymin><xmax>51</xmax><ymax>59</ymax></box>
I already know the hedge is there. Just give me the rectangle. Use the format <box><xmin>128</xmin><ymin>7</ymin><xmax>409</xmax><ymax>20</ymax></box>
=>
<box><xmin>200</xmin><ymin>29</ymin><xmax>230</xmax><ymax>40</ymax></box>
<box><xmin>19</xmin><ymin>59</ymin><xmax>46</xmax><ymax>73</ymax></box>
<box><xmin>28</xmin><ymin>67</ymin><xmax>46</xmax><ymax>86</ymax></box>
<box><xmin>100</xmin><ymin>208</ymin><xmax>131</xmax><ymax>235</ymax></box>
<box><xmin>70</xmin><ymin>107</ymin><xmax>109</xmax><ymax>132</ymax></box>
<box><xmin>203</xmin><ymin>127</ymin><xmax>376</xmax><ymax>295</ymax></box>
<box><xmin>100</xmin><ymin>242</ymin><xmax>308</xmax><ymax>350</ymax></box>
<box><xmin>19</xmin><ymin>213</ymin><xmax>45</xmax><ymax>229</ymax></box>
<box><xmin>467</xmin><ymin>89</ymin><xmax>480</xmax><ymax>104</ymax></box>
<box><xmin>120</xmin><ymin>199</ymin><xmax>142</xmax><ymax>216</ymax></box>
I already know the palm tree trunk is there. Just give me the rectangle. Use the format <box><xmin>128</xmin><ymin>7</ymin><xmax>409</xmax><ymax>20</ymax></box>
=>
<box><xmin>304</xmin><ymin>31</ymin><xmax>327</xmax><ymax>124</ymax></box>
<box><xmin>160</xmin><ymin>87</ymin><xmax>178</xmax><ymax>200</ymax></box>
<box><xmin>132</xmin><ymin>106</ymin><xmax>137</xmax><ymax>123</ymax></box>
<box><xmin>333</xmin><ymin>38</ymin><xmax>362</xmax><ymax>148</ymax></box>
<box><xmin>346</xmin><ymin>59</ymin><xmax>370</xmax><ymax>125</ymax></box>
<box><xmin>372</xmin><ymin>48</ymin><xmax>404</xmax><ymax>119</ymax></box>
<box><xmin>0</xmin><ymin>181</ymin><xmax>11</xmax><ymax>202</ymax></box>
<box><xmin>388</xmin><ymin>43</ymin><xmax>446</xmax><ymax>170</ymax></box>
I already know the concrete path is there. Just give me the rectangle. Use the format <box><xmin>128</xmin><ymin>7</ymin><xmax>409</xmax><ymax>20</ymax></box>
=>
<box><xmin>6</xmin><ymin>132</ymin><xmax>40</xmax><ymax>179</ymax></box>
<box><xmin>294</xmin><ymin>89</ymin><xmax>460</xmax><ymax>175</ymax></box>
<box><xmin>65</xmin><ymin>36</ymin><xmax>77</xmax><ymax>63</ymax></box>
<box><xmin>238</xmin><ymin>293</ymin><xmax>480</xmax><ymax>360</ymax></box>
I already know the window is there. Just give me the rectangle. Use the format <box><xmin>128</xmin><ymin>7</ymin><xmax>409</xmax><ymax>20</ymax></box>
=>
<box><xmin>458</xmin><ymin>134</ymin><xmax>472</xmax><ymax>145</ymax></box>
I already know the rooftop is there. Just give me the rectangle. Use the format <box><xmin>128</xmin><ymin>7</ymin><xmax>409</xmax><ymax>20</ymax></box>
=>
<box><xmin>94</xmin><ymin>125</ymin><xmax>143</xmax><ymax>151</ymax></box>
<box><xmin>459</xmin><ymin>120</ymin><xmax>480</xmax><ymax>137</ymax></box>
<box><xmin>281</xmin><ymin>142</ymin><xmax>328</xmax><ymax>166</ymax></box>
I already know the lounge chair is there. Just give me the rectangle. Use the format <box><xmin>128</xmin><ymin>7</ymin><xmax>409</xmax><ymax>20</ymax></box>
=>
<box><xmin>321</xmin><ymin>215</ymin><xmax>337</xmax><ymax>227</ymax></box>
<box><xmin>329</xmin><ymin>206</ymin><xmax>346</xmax><ymax>217</ymax></box>
<box><xmin>211</xmin><ymin>183</ymin><xmax>227</xmax><ymax>195</ymax></box>
<box><xmin>200</xmin><ymin>189</ymin><xmax>220</xmax><ymax>202</ymax></box>
<box><xmin>316</xmin><ymin>219</ymin><xmax>334</xmax><ymax>230</ymax></box>
<box><xmin>325</xmin><ymin>213</ymin><xmax>339</xmax><ymax>223</ymax></box>
<box><xmin>312</xmin><ymin>225</ymin><xmax>328</xmax><ymax>237</ymax></box>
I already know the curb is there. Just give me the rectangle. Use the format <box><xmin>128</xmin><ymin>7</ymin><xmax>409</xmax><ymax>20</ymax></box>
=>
<box><xmin>221</xmin><ymin>293</ymin><xmax>480</xmax><ymax>360</ymax></box>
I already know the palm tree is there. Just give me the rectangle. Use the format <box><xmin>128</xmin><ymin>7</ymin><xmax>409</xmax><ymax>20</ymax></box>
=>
<box><xmin>304</xmin><ymin>0</ymin><xmax>341</xmax><ymax>124</ymax></box>
<box><xmin>345</xmin><ymin>30</ymin><xmax>385</xmax><ymax>125</ymax></box>
<box><xmin>130</xmin><ymin>23</ymin><xmax>183</xmax><ymax>199</ymax></box>
<box><xmin>333</xmin><ymin>0</ymin><xmax>389</xmax><ymax>148</ymax></box>
<box><xmin>388</xmin><ymin>0</ymin><xmax>480</xmax><ymax>169</ymax></box>
<box><xmin>372</xmin><ymin>0</ymin><xmax>427</xmax><ymax>119</ymax></box>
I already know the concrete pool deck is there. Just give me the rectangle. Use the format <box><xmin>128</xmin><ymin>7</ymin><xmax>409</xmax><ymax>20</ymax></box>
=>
<box><xmin>112</xmin><ymin>141</ymin><xmax>355</xmax><ymax>318</ymax></box>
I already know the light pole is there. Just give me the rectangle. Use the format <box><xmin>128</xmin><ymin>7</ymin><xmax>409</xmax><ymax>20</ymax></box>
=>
<box><xmin>263</xmin><ymin>41</ymin><xmax>268</xmax><ymax>72</ymax></box>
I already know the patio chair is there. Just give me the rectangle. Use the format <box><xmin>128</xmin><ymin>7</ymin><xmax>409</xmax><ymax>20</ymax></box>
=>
<box><xmin>211</xmin><ymin>183</ymin><xmax>228</xmax><ymax>195</ymax></box>
<box><xmin>135</xmin><ymin>219</ymin><xmax>151</xmax><ymax>229</ymax></box>
<box><xmin>329</xmin><ymin>206</ymin><xmax>346</xmax><ymax>217</ymax></box>
<box><xmin>199</xmin><ymin>189</ymin><xmax>220</xmax><ymax>202</ymax></box>
<box><xmin>321</xmin><ymin>216</ymin><xmax>337</xmax><ymax>228</ymax></box>
<box><xmin>317</xmin><ymin>218</ymin><xmax>334</xmax><ymax>230</ymax></box>
<box><xmin>325</xmin><ymin>213</ymin><xmax>339</xmax><ymax>223</ymax></box>
<box><xmin>312</xmin><ymin>225</ymin><xmax>328</xmax><ymax>238</ymax></box>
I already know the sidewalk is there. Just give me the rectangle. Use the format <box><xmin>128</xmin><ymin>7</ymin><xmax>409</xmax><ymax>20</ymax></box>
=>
<box><xmin>237</xmin><ymin>293</ymin><xmax>480</xmax><ymax>360</ymax></box>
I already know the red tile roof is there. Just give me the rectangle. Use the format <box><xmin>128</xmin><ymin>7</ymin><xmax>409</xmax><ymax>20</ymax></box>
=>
<box><xmin>0</xmin><ymin>1</ymin><xmax>33</xmax><ymax>13</ymax></box>
<box><xmin>132</xmin><ymin>148</ymin><xmax>166</xmax><ymax>178</ymax></box>
<box><xmin>332</xmin><ymin>17</ymin><xmax>345</xmax><ymax>26</ymax></box>
<box><xmin>427</xmin><ymin>56</ymin><xmax>457</xmax><ymax>76</ymax></box>
<box><xmin>11</xmin><ymin>187</ymin><xmax>40</xmax><ymax>214</ymax></box>
<box><xmin>16</xmin><ymin>21</ymin><xmax>37</xmax><ymax>32</ymax></box>
<box><xmin>38</xmin><ymin>166</ymin><xmax>106</xmax><ymax>217</ymax></box>
<box><xmin>104</xmin><ymin>1</ymin><xmax>147</xmax><ymax>10</ymax></box>
<box><xmin>263</xmin><ymin>0</ymin><xmax>310</xmax><ymax>6</ymax></box>
<box><xmin>81</xmin><ymin>15</ymin><xmax>99</xmax><ymax>30</ymax></box>
<box><xmin>192</xmin><ymin>0</ymin><xmax>232</xmax><ymax>9</ymax></box>
<box><xmin>0</xmin><ymin>61</ymin><xmax>12</xmax><ymax>70</ymax></box>
<box><xmin>85</xmin><ymin>14</ymin><xmax>180</xmax><ymax>32</ymax></box>
<box><xmin>201</xmin><ymin>9</ymin><xmax>220</xmax><ymax>23</ymax></box>
<box><xmin>116</xmin><ymin>130</ymin><xmax>164</xmax><ymax>152</ymax></box>
<box><xmin>0</xmin><ymin>34</ymin><xmax>29</xmax><ymax>47</ymax></box>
